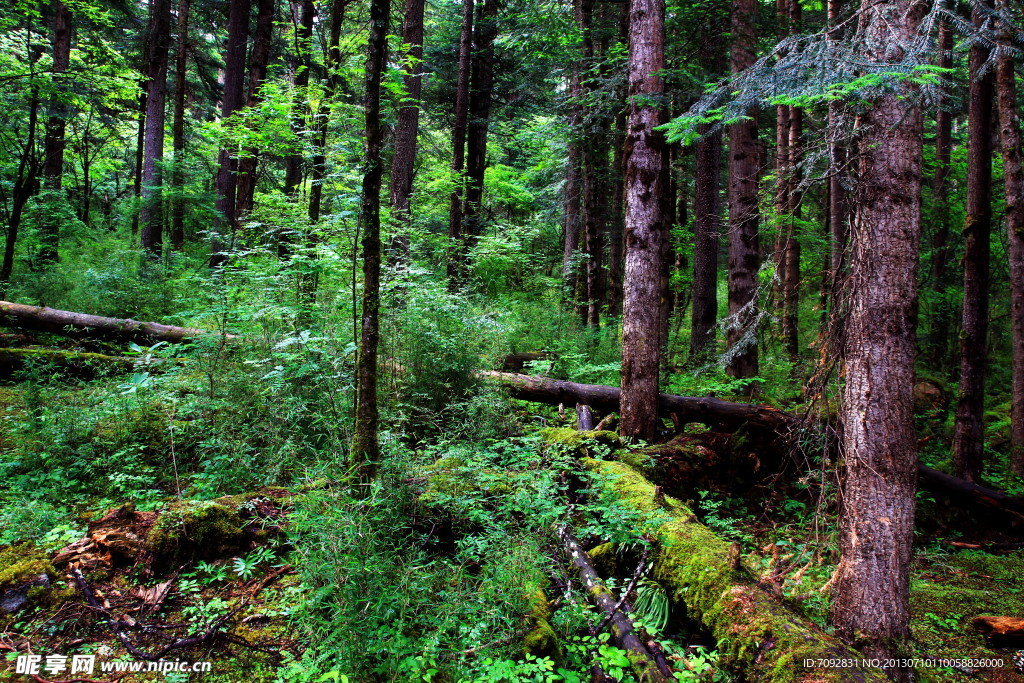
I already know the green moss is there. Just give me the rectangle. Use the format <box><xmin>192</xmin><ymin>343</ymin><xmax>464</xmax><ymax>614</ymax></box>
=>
<box><xmin>0</xmin><ymin>544</ymin><xmax>55</xmax><ymax>587</ymax></box>
<box><xmin>581</xmin><ymin>458</ymin><xmax>890</xmax><ymax>683</ymax></box>
<box><xmin>522</xmin><ymin>617</ymin><xmax>560</xmax><ymax>659</ymax></box>
<box><xmin>145</xmin><ymin>500</ymin><xmax>246</xmax><ymax>565</ymax></box>
<box><xmin>587</xmin><ymin>542</ymin><xmax>619</xmax><ymax>578</ymax></box>
<box><xmin>540</xmin><ymin>428</ymin><xmax>621</xmax><ymax>456</ymax></box>
<box><xmin>418</xmin><ymin>457</ymin><xmax>527</xmax><ymax>508</ymax></box>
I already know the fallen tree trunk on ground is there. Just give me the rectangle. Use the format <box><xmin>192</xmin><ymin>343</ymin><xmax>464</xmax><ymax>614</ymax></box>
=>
<box><xmin>916</xmin><ymin>464</ymin><xmax>1024</xmax><ymax>524</ymax></box>
<box><xmin>578</xmin><ymin>455</ymin><xmax>890</xmax><ymax>683</ymax></box>
<box><xmin>0</xmin><ymin>347</ymin><xmax>137</xmax><ymax>378</ymax></box>
<box><xmin>559</xmin><ymin>527</ymin><xmax>672</xmax><ymax>683</ymax></box>
<box><xmin>484</xmin><ymin>371</ymin><xmax>801</xmax><ymax>435</ymax></box>
<box><xmin>0</xmin><ymin>301</ymin><xmax>233</xmax><ymax>344</ymax></box>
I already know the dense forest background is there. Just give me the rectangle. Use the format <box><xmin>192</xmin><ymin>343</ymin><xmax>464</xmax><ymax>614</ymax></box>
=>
<box><xmin>1</xmin><ymin>0</ymin><xmax>1024</xmax><ymax>680</ymax></box>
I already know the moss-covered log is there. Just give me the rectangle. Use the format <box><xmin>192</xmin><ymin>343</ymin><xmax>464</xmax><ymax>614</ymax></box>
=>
<box><xmin>0</xmin><ymin>300</ymin><xmax>235</xmax><ymax>344</ymax></box>
<box><xmin>581</xmin><ymin>457</ymin><xmax>890</xmax><ymax>683</ymax></box>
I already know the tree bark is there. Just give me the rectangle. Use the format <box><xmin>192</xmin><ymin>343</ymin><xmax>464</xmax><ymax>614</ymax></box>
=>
<box><xmin>282</xmin><ymin>0</ymin><xmax>314</xmax><ymax>201</ymax></box>
<box><xmin>140</xmin><ymin>0</ymin><xmax>173</xmax><ymax>258</ymax></box>
<box><xmin>38</xmin><ymin>0</ymin><xmax>72</xmax><ymax>265</ymax></box>
<box><xmin>447</xmin><ymin>0</ymin><xmax>474</xmax><ymax>285</ymax></box>
<box><xmin>234</xmin><ymin>0</ymin><xmax>277</xmax><ymax>219</ymax></box>
<box><xmin>350</xmin><ymin>0</ymin><xmax>389</xmax><ymax>482</ymax></box>
<box><xmin>0</xmin><ymin>300</ymin><xmax>228</xmax><ymax>344</ymax></box>
<box><xmin>953</xmin><ymin>4</ymin><xmax>994</xmax><ymax>484</ymax></box>
<box><xmin>211</xmin><ymin>0</ymin><xmax>251</xmax><ymax>265</ymax></box>
<box><xmin>620</xmin><ymin>0</ymin><xmax>668</xmax><ymax>442</ymax></box>
<box><xmin>725</xmin><ymin>0</ymin><xmax>759</xmax><ymax>380</ymax></box>
<box><xmin>782</xmin><ymin>103</ymin><xmax>802</xmax><ymax>359</ymax></box>
<box><xmin>463</xmin><ymin>0</ymin><xmax>499</xmax><ymax>250</ymax></box>
<box><xmin>995</xmin><ymin>1</ymin><xmax>1024</xmax><ymax>477</ymax></box>
<box><xmin>387</xmin><ymin>0</ymin><xmax>426</xmax><ymax>264</ymax></box>
<box><xmin>169</xmin><ymin>0</ymin><xmax>190</xmax><ymax>251</ymax></box>
<box><xmin>925</xmin><ymin>21</ymin><xmax>954</xmax><ymax>366</ymax></box>
<box><xmin>831</xmin><ymin>0</ymin><xmax>925</xmax><ymax>676</ymax></box>
<box><xmin>2</xmin><ymin>84</ymin><xmax>40</xmax><ymax>291</ymax></box>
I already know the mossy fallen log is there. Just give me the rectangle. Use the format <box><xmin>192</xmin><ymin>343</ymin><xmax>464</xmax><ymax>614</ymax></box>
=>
<box><xmin>580</xmin><ymin>457</ymin><xmax>890</xmax><ymax>683</ymax></box>
<box><xmin>0</xmin><ymin>300</ymin><xmax>235</xmax><ymax>344</ymax></box>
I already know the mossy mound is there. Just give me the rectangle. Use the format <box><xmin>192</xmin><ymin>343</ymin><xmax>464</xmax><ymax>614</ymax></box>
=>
<box><xmin>587</xmin><ymin>542</ymin><xmax>619</xmax><ymax>578</ymax></box>
<box><xmin>145</xmin><ymin>500</ymin><xmax>247</xmax><ymax>568</ymax></box>
<box><xmin>523</xmin><ymin>589</ymin><xmax>560</xmax><ymax>660</ymax></box>
<box><xmin>0</xmin><ymin>544</ymin><xmax>56</xmax><ymax>613</ymax></box>
<box><xmin>539</xmin><ymin>428</ymin><xmax>622</xmax><ymax>457</ymax></box>
<box><xmin>419</xmin><ymin>457</ymin><xmax>529</xmax><ymax>510</ymax></box>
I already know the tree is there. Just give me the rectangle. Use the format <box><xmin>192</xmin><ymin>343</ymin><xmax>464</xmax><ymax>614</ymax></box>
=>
<box><xmin>447</xmin><ymin>0</ymin><xmax>474</xmax><ymax>285</ymax></box>
<box><xmin>38</xmin><ymin>0</ymin><xmax>72</xmax><ymax>265</ymax></box>
<box><xmin>233</xmin><ymin>0</ymin><xmax>276</xmax><ymax>220</ymax></box>
<box><xmin>169</xmin><ymin>0</ymin><xmax>190</xmax><ymax>251</ymax></box>
<box><xmin>350</xmin><ymin>0</ymin><xmax>390</xmax><ymax>481</ymax></box>
<box><xmin>724</xmin><ymin>0</ymin><xmax>760</xmax><ymax>381</ymax></box>
<box><xmin>995</xmin><ymin>0</ymin><xmax>1024</xmax><ymax>477</ymax></box>
<box><xmin>139</xmin><ymin>0</ymin><xmax>172</xmax><ymax>257</ymax></box>
<box><xmin>463</xmin><ymin>0</ymin><xmax>500</xmax><ymax>249</ymax></box>
<box><xmin>282</xmin><ymin>0</ymin><xmax>314</xmax><ymax>201</ymax></box>
<box><xmin>212</xmin><ymin>0</ymin><xmax>251</xmax><ymax>264</ymax></box>
<box><xmin>830</xmin><ymin>0</ymin><xmax>925</xmax><ymax>676</ymax></box>
<box><xmin>388</xmin><ymin>0</ymin><xmax>427</xmax><ymax>263</ymax></box>
<box><xmin>953</xmin><ymin>3</ymin><xmax>995</xmax><ymax>484</ymax></box>
<box><xmin>619</xmin><ymin>0</ymin><xmax>668</xmax><ymax>442</ymax></box>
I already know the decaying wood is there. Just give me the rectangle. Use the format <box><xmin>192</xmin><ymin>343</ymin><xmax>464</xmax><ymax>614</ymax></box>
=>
<box><xmin>0</xmin><ymin>301</ymin><xmax>233</xmax><ymax>344</ymax></box>
<box><xmin>559</xmin><ymin>527</ymin><xmax>672</xmax><ymax>683</ymax></box>
<box><xmin>485</xmin><ymin>371</ymin><xmax>801</xmax><ymax>435</ymax></box>
<box><xmin>917</xmin><ymin>464</ymin><xmax>1024</xmax><ymax>525</ymax></box>
<box><xmin>576</xmin><ymin>403</ymin><xmax>596</xmax><ymax>431</ymax></box>
<box><xmin>972</xmin><ymin>616</ymin><xmax>1024</xmax><ymax>647</ymax></box>
<box><xmin>0</xmin><ymin>347</ymin><xmax>137</xmax><ymax>377</ymax></box>
<box><xmin>581</xmin><ymin>457</ymin><xmax>890</xmax><ymax>682</ymax></box>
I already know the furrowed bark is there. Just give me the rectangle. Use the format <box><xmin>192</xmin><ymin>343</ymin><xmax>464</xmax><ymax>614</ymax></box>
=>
<box><xmin>140</xmin><ymin>0</ymin><xmax>173</xmax><ymax>258</ymax></box>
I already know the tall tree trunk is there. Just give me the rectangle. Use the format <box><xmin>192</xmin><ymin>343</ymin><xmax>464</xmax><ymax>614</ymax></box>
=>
<box><xmin>169</xmin><ymin>0</ymin><xmax>190</xmax><ymax>251</ymax></box>
<box><xmin>926</xmin><ymin>21</ymin><xmax>954</xmax><ymax>367</ymax></box>
<box><xmin>462</xmin><ymin>0</ymin><xmax>499</xmax><ymax>249</ymax></box>
<box><xmin>140</xmin><ymin>0</ymin><xmax>173</xmax><ymax>258</ymax></box>
<box><xmin>824</xmin><ymin>0</ymin><xmax>849</xmax><ymax>336</ymax></box>
<box><xmin>781</xmin><ymin>103</ymin><xmax>802</xmax><ymax>359</ymax></box>
<box><xmin>351</xmin><ymin>0</ymin><xmax>389</xmax><ymax>482</ymax></box>
<box><xmin>38</xmin><ymin>0</ymin><xmax>72</xmax><ymax>265</ymax></box>
<box><xmin>620</xmin><ymin>0</ymin><xmax>668</xmax><ymax>442</ymax></box>
<box><xmin>282</xmin><ymin>0</ymin><xmax>314</xmax><ymax>200</ymax></box>
<box><xmin>234</xmin><ymin>0</ymin><xmax>277</xmax><ymax>219</ymax></box>
<box><xmin>725</xmin><ymin>0</ymin><xmax>759</xmax><ymax>380</ymax></box>
<box><xmin>387</xmin><ymin>0</ymin><xmax>426</xmax><ymax>264</ymax></box>
<box><xmin>447</xmin><ymin>0</ymin><xmax>474</xmax><ymax>285</ymax></box>
<box><xmin>953</xmin><ymin>4</ymin><xmax>994</xmax><ymax>484</ymax></box>
<box><xmin>2</xmin><ymin>89</ymin><xmax>41</xmax><ymax>291</ymax></box>
<box><xmin>132</xmin><ymin>87</ymin><xmax>146</xmax><ymax>238</ymax></box>
<box><xmin>212</xmin><ymin>0</ymin><xmax>251</xmax><ymax>265</ymax></box>
<box><xmin>995</xmin><ymin>1</ymin><xmax>1024</xmax><ymax>477</ymax></box>
<box><xmin>830</xmin><ymin>0</ymin><xmax>925</xmax><ymax>677</ymax></box>
<box><xmin>606</xmin><ymin>104</ymin><xmax>626</xmax><ymax>317</ymax></box>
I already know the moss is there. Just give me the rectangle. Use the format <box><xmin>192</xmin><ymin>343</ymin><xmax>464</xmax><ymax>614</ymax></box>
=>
<box><xmin>587</xmin><ymin>542</ymin><xmax>619</xmax><ymax>578</ymax></box>
<box><xmin>145</xmin><ymin>500</ymin><xmax>246</xmax><ymax>565</ymax></box>
<box><xmin>522</xmin><ymin>617</ymin><xmax>560</xmax><ymax>660</ymax></box>
<box><xmin>581</xmin><ymin>458</ymin><xmax>890</xmax><ymax>683</ymax></box>
<box><xmin>0</xmin><ymin>544</ymin><xmax>55</xmax><ymax>587</ymax></box>
<box><xmin>418</xmin><ymin>457</ymin><xmax>528</xmax><ymax>508</ymax></box>
<box><xmin>540</xmin><ymin>428</ymin><xmax>621</xmax><ymax>456</ymax></box>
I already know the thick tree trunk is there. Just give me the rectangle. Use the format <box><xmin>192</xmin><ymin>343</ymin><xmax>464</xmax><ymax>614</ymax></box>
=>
<box><xmin>211</xmin><ymin>0</ymin><xmax>251</xmax><ymax>265</ymax></box>
<box><xmin>132</xmin><ymin>87</ymin><xmax>146</xmax><ymax>238</ymax></box>
<box><xmin>350</xmin><ymin>0</ymin><xmax>389</xmax><ymax>481</ymax></box>
<box><xmin>690</xmin><ymin>124</ymin><xmax>721</xmax><ymax>360</ymax></box>
<box><xmin>995</xmin><ymin>4</ymin><xmax>1024</xmax><ymax>477</ymax></box>
<box><xmin>607</xmin><ymin>106</ymin><xmax>626</xmax><ymax>318</ymax></box>
<box><xmin>926</xmin><ymin>21</ymin><xmax>954</xmax><ymax>366</ymax></box>
<box><xmin>169</xmin><ymin>0</ymin><xmax>190</xmax><ymax>251</ymax></box>
<box><xmin>387</xmin><ymin>0</ymin><xmax>426</xmax><ymax>264</ymax></box>
<box><xmin>620</xmin><ymin>0</ymin><xmax>668</xmax><ymax>442</ymax></box>
<box><xmin>831</xmin><ymin>0</ymin><xmax>924</xmax><ymax>676</ymax></box>
<box><xmin>140</xmin><ymin>0</ymin><xmax>173</xmax><ymax>258</ymax></box>
<box><xmin>38</xmin><ymin>0</ymin><xmax>72</xmax><ymax>265</ymax></box>
<box><xmin>782</xmin><ymin>104</ymin><xmax>802</xmax><ymax>358</ymax></box>
<box><xmin>463</xmin><ymin>0</ymin><xmax>499</xmax><ymax>249</ymax></box>
<box><xmin>953</xmin><ymin>5</ymin><xmax>994</xmax><ymax>484</ymax></box>
<box><xmin>725</xmin><ymin>0</ymin><xmax>759</xmax><ymax>380</ymax></box>
<box><xmin>563</xmin><ymin>92</ymin><xmax>583</xmax><ymax>304</ymax></box>
<box><xmin>234</xmin><ymin>0</ymin><xmax>277</xmax><ymax>219</ymax></box>
<box><xmin>447</xmin><ymin>0</ymin><xmax>474</xmax><ymax>285</ymax></box>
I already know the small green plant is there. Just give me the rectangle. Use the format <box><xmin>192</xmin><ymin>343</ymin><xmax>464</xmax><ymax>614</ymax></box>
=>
<box><xmin>631</xmin><ymin>579</ymin><xmax>670</xmax><ymax>634</ymax></box>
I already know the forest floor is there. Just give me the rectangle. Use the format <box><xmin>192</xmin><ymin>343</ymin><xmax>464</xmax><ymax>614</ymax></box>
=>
<box><xmin>1</xmin><ymin>374</ymin><xmax>1023</xmax><ymax>682</ymax></box>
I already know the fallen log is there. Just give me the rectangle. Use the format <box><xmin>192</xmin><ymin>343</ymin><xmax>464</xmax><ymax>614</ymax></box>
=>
<box><xmin>0</xmin><ymin>301</ymin><xmax>232</xmax><ymax>345</ymax></box>
<box><xmin>0</xmin><ymin>347</ymin><xmax>137</xmax><ymax>378</ymax></box>
<box><xmin>578</xmin><ymin>455</ymin><xmax>890</xmax><ymax>683</ymax></box>
<box><xmin>559</xmin><ymin>527</ymin><xmax>671</xmax><ymax>683</ymax></box>
<box><xmin>484</xmin><ymin>371</ymin><xmax>801</xmax><ymax>435</ymax></box>
<box><xmin>917</xmin><ymin>464</ymin><xmax>1024</xmax><ymax>524</ymax></box>
<box><xmin>972</xmin><ymin>616</ymin><xmax>1024</xmax><ymax>647</ymax></box>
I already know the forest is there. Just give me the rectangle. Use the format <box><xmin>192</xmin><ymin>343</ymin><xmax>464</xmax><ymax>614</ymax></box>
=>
<box><xmin>0</xmin><ymin>0</ymin><xmax>1023</xmax><ymax>680</ymax></box>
